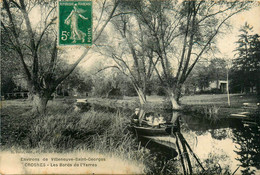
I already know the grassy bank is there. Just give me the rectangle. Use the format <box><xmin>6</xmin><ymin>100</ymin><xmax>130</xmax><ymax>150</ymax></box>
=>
<box><xmin>0</xmin><ymin>99</ymin><xmax>174</xmax><ymax>174</ymax></box>
<box><xmin>84</xmin><ymin>94</ymin><xmax>258</xmax><ymax>118</ymax></box>
<box><xmin>0</xmin><ymin>100</ymin><xmax>145</xmax><ymax>172</ymax></box>
<box><xmin>1</xmin><ymin>97</ymin><xmax>253</xmax><ymax>174</ymax></box>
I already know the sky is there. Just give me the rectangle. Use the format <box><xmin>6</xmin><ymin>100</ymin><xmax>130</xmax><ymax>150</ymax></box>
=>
<box><xmin>28</xmin><ymin>2</ymin><xmax>260</xmax><ymax>71</ymax></box>
<box><xmin>217</xmin><ymin>5</ymin><xmax>260</xmax><ymax>60</ymax></box>
<box><xmin>80</xmin><ymin>4</ymin><xmax>260</xmax><ymax>71</ymax></box>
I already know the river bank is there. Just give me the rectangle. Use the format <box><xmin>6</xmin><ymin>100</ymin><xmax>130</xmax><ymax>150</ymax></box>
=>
<box><xmin>1</xmin><ymin>95</ymin><xmax>259</xmax><ymax>174</ymax></box>
<box><xmin>82</xmin><ymin>94</ymin><xmax>259</xmax><ymax>117</ymax></box>
<box><xmin>0</xmin><ymin>100</ymin><xmax>147</xmax><ymax>174</ymax></box>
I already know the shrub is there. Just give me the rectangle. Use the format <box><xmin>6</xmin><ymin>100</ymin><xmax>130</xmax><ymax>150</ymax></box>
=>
<box><xmin>29</xmin><ymin>109</ymin><xmax>139</xmax><ymax>153</ymax></box>
<box><xmin>156</xmin><ymin>86</ymin><xmax>167</xmax><ymax>96</ymax></box>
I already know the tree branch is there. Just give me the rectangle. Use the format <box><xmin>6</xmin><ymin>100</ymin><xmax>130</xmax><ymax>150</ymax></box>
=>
<box><xmin>197</xmin><ymin>2</ymin><xmax>236</xmax><ymax>24</ymax></box>
<box><xmin>36</xmin><ymin>17</ymin><xmax>57</xmax><ymax>51</ymax></box>
<box><xmin>54</xmin><ymin>0</ymin><xmax>119</xmax><ymax>87</ymax></box>
<box><xmin>10</xmin><ymin>0</ymin><xmax>21</xmax><ymax>9</ymax></box>
<box><xmin>19</xmin><ymin>0</ymin><xmax>39</xmax><ymax>80</ymax></box>
<box><xmin>179</xmin><ymin>2</ymin><xmax>197</xmax><ymax>83</ymax></box>
<box><xmin>94</xmin><ymin>65</ymin><xmax>121</xmax><ymax>75</ymax></box>
<box><xmin>48</xmin><ymin>38</ymin><xmax>57</xmax><ymax>73</ymax></box>
<box><xmin>2</xmin><ymin>0</ymin><xmax>32</xmax><ymax>81</ymax></box>
<box><xmin>176</xmin><ymin>6</ymin><xmax>192</xmax><ymax>82</ymax></box>
<box><xmin>93</xmin><ymin>0</ymin><xmax>106</xmax><ymax>33</ymax></box>
<box><xmin>93</xmin><ymin>0</ymin><xmax>119</xmax><ymax>43</ymax></box>
<box><xmin>184</xmin><ymin>7</ymin><xmax>248</xmax><ymax>83</ymax></box>
<box><xmin>112</xmin><ymin>12</ymin><xmax>133</xmax><ymax>18</ymax></box>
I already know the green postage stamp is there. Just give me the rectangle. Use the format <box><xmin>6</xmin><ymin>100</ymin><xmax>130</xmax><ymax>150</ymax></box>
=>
<box><xmin>58</xmin><ymin>1</ymin><xmax>92</xmax><ymax>46</ymax></box>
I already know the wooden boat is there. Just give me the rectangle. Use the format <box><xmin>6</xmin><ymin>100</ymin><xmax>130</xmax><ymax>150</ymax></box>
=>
<box><xmin>243</xmin><ymin>103</ymin><xmax>260</xmax><ymax>109</ymax></box>
<box><xmin>230</xmin><ymin>112</ymin><xmax>249</xmax><ymax>118</ymax></box>
<box><xmin>142</xmin><ymin>136</ymin><xmax>177</xmax><ymax>150</ymax></box>
<box><xmin>138</xmin><ymin>135</ymin><xmax>178</xmax><ymax>158</ymax></box>
<box><xmin>133</xmin><ymin>125</ymin><xmax>173</xmax><ymax>136</ymax></box>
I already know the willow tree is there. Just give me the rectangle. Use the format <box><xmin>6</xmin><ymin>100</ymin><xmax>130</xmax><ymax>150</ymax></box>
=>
<box><xmin>1</xmin><ymin>0</ymin><xmax>119</xmax><ymax>114</ymax></box>
<box><xmin>95</xmin><ymin>0</ymin><xmax>159</xmax><ymax>106</ymax></box>
<box><xmin>132</xmin><ymin>0</ymin><xmax>253</xmax><ymax>109</ymax></box>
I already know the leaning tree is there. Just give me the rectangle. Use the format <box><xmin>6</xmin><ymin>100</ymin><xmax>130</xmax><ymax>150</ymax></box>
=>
<box><xmin>95</xmin><ymin>0</ymin><xmax>166</xmax><ymax>106</ymax></box>
<box><xmin>1</xmin><ymin>0</ymin><xmax>119</xmax><ymax>114</ymax></box>
<box><xmin>130</xmin><ymin>0</ymin><xmax>253</xmax><ymax>109</ymax></box>
<box><xmin>94</xmin><ymin>0</ymin><xmax>253</xmax><ymax>108</ymax></box>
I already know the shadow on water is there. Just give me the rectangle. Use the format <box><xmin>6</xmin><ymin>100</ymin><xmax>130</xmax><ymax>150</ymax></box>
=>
<box><xmin>231</xmin><ymin>111</ymin><xmax>260</xmax><ymax>175</ymax></box>
<box><xmin>131</xmin><ymin>109</ymin><xmax>206</xmax><ymax>174</ymax></box>
<box><xmin>130</xmin><ymin>108</ymin><xmax>260</xmax><ymax>175</ymax></box>
<box><xmin>76</xmin><ymin>100</ymin><xmax>260</xmax><ymax>175</ymax></box>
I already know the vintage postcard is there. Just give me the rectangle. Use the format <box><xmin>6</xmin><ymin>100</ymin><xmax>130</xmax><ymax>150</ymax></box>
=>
<box><xmin>0</xmin><ymin>0</ymin><xmax>259</xmax><ymax>174</ymax></box>
<box><xmin>58</xmin><ymin>1</ymin><xmax>92</xmax><ymax>46</ymax></box>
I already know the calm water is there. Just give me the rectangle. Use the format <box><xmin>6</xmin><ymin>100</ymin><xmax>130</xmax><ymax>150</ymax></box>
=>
<box><xmin>134</xmin><ymin>110</ymin><xmax>260</xmax><ymax>174</ymax></box>
<box><xmin>179</xmin><ymin>113</ymin><xmax>260</xmax><ymax>174</ymax></box>
<box><xmin>77</xmin><ymin>101</ymin><xmax>260</xmax><ymax>174</ymax></box>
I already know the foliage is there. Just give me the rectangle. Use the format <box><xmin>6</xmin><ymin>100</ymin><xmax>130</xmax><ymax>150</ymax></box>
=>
<box><xmin>1</xmin><ymin>0</ymin><xmax>120</xmax><ymax>114</ymax></box>
<box><xmin>91</xmin><ymin>70</ymin><xmax>125</xmax><ymax>98</ymax></box>
<box><xmin>208</xmin><ymin>58</ymin><xmax>227</xmax><ymax>82</ymax></box>
<box><xmin>185</xmin><ymin>58</ymin><xmax>227</xmax><ymax>93</ymax></box>
<box><xmin>135</xmin><ymin>1</ymin><xmax>252</xmax><ymax>105</ymax></box>
<box><xmin>1</xmin><ymin>78</ymin><xmax>17</xmax><ymax>94</ymax></box>
<box><xmin>199</xmin><ymin>153</ymin><xmax>231</xmax><ymax>175</ymax></box>
<box><xmin>99</xmin><ymin>1</ymin><xmax>253</xmax><ymax>109</ymax></box>
<box><xmin>230</xmin><ymin>23</ymin><xmax>260</xmax><ymax>95</ymax></box>
<box><xmin>185</xmin><ymin>63</ymin><xmax>210</xmax><ymax>92</ymax></box>
<box><xmin>232</xmin><ymin>117</ymin><xmax>260</xmax><ymax>175</ymax></box>
<box><xmin>61</xmin><ymin>67</ymin><xmax>93</xmax><ymax>95</ymax></box>
<box><xmin>120</xmin><ymin>79</ymin><xmax>138</xmax><ymax>96</ymax></box>
<box><xmin>0</xmin><ymin>100</ymin><xmax>149</xmax><ymax>172</ymax></box>
<box><xmin>1</xmin><ymin>23</ymin><xmax>23</xmax><ymax>94</ymax></box>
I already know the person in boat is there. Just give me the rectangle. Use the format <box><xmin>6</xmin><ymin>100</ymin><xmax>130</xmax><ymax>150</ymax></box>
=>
<box><xmin>144</xmin><ymin>114</ymin><xmax>166</xmax><ymax>128</ymax></box>
<box><xmin>145</xmin><ymin>115</ymin><xmax>154</xmax><ymax>126</ymax></box>
<box><xmin>158</xmin><ymin>114</ymin><xmax>166</xmax><ymax>127</ymax></box>
<box><xmin>131</xmin><ymin>108</ymin><xmax>140</xmax><ymax>124</ymax></box>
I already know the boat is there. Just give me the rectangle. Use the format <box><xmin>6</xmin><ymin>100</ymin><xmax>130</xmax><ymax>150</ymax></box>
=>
<box><xmin>133</xmin><ymin>125</ymin><xmax>174</xmax><ymax>136</ymax></box>
<box><xmin>142</xmin><ymin>135</ymin><xmax>177</xmax><ymax>149</ymax></box>
<box><xmin>137</xmin><ymin>135</ymin><xmax>178</xmax><ymax>158</ymax></box>
<box><xmin>230</xmin><ymin>112</ymin><xmax>249</xmax><ymax>118</ymax></box>
<box><xmin>243</xmin><ymin>103</ymin><xmax>260</xmax><ymax>109</ymax></box>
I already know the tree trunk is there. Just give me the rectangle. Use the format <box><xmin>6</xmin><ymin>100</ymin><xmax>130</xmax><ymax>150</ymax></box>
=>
<box><xmin>171</xmin><ymin>111</ymin><xmax>179</xmax><ymax>124</ymax></box>
<box><xmin>167</xmin><ymin>88</ymin><xmax>181</xmax><ymax>110</ymax></box>
<box><xmin>106</xmin><ymin>88</ymin><xmax>114</xmax><ymax>98</ymax></box>
<box><xmin>169</xmin><ymin>94</ymin><xmax>181</xmax><ymax>110</ymax></box>
<box><xmin>136</xmin><ymin>87</ymin><xmax>147</xmax><ymax>106</ymax></box>
<box><xmin>31</xmin><ymin>93</ymin><xmax>50</xmax><ymax>115</ymax></box>
<box><xmin>138</xmin><ymin>109</ymin><xmax>145</xmax><ymax>126</ymax></box>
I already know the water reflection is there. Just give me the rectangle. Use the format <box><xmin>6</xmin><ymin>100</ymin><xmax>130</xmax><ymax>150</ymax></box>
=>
<box><xmin>132</xmin><ymin>109</ymin><xmax>205</xmax><ymax>174</ymax></box>
<box><xmin>232</xmin><ymin>114</ymin><xmax>260</xmax><ymax>175</ymax></box>
<box><xmin>132</xmin><ymin>108</ymin><xmax>260</xmax><ymax>175</ymax></box>
<box><xmin>76</xmin><ymin>101</ymin><xmax>259</xmax><ymax>174</ymax></box>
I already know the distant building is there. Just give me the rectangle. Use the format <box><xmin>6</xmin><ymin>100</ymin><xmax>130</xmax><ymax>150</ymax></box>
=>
<box><xmin>187</xmin><ymin>79</ymin><xmax>228</xmax><ymax>94</ymax></box>
<box><xmin>205</xmin><ymin>80</ymin><xmax>228</xmax><ymax>93</ymax></box>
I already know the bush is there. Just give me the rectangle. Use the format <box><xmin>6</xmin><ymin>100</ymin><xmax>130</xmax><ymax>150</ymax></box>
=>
<box><xmin>195</xmin><ymin>88</ymin><xmax>223</xmax><ymax>94</ymax></box>
<box><xmin>156</xmin><ymin>86</ymin><xmax>167</xmax><ymax>96</ymax></box>
<box><xmin>29</xmin><ymin>109</ymin><xmax>143</xmax><ymax>156</ymax></box>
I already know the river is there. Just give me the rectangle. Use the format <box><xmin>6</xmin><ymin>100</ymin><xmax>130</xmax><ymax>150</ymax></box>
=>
<box><xmin>76</xmin><ymin>100</ymin><xmax>260</xmax><ymax>174</ymax></box>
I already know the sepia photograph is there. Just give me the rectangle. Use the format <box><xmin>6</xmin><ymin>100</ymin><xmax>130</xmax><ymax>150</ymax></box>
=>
<box><xmin>0</xmin><ymin>0</ymin><xmax>259</xmax><ymax>174</ymax></box>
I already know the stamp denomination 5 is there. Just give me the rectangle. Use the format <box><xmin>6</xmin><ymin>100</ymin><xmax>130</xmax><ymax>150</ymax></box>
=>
<box><xmin>58</xmin><ymin>1</ymin><xmax>92</xmax><ymax>46</ymax></box>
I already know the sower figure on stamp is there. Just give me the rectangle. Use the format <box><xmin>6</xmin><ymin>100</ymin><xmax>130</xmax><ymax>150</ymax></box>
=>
<box><xmin>65</xmin><ymin>3</ymin><xmax>88</xmax><ymax>43</ymax></box>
